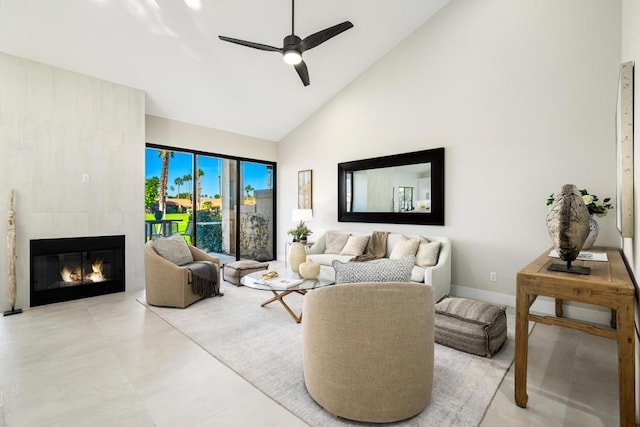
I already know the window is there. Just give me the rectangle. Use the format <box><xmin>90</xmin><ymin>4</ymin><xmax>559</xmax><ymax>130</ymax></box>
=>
<box><xmin>145</xmin><ymin>145</ymin><xmax>276</xmax><ymax>264</ymax></box>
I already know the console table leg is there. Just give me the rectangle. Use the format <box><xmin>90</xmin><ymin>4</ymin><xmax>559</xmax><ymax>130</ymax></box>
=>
<box><xmin>555</xmin><ymin>298</ymin><xmax>563</xmax><ymax>317</ymax></box>
<box><xmin>515</xmin><ymin>286</ymin><xmax>530</xmax><ymax>408</ymax></box>
<box><xmin>616</xmin><ymin>302</ymin><xmax>635</xmax><ymax>427</ymax></box>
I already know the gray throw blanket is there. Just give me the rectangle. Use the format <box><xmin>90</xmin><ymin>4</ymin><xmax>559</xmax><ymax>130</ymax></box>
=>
<box><xmin>188</xmin><ymin>261</ymin><xmax>222</xmax><ymax>297</ymax></box>
<box><xmin>352</xmin><ymin>231</ymin><xmax>390</xmax><ymax>262</ymax></box>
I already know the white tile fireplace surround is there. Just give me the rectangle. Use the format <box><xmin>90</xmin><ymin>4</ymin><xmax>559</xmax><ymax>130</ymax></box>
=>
<box><xmin>0</xmin><ymin>53</ymin><xmax>145</xmax><ymax>311</ymax></box>
<box><xmin>30</xmin><ymin>235</ymin><xmax>125</xmax><ymax>307</ymax></box>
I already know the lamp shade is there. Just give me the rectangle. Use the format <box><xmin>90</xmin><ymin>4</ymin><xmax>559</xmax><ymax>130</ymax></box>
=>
<box><xmin>292</xmin><ymin>209</ymin><xmax>313</xmax><ymax>222</ymax></box>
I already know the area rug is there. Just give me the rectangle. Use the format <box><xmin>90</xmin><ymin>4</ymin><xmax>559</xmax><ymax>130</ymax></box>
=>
<box><xmin>138</xmin><ymin>282</ymin><xmax>527</xmax><ymax>426</ymax></box>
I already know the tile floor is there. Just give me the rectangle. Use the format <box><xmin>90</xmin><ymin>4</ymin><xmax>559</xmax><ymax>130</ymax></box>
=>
<box><xmin>0</xmin><ymin>282</ymin><xmax>622</xmax><ymax>427</ymax></box>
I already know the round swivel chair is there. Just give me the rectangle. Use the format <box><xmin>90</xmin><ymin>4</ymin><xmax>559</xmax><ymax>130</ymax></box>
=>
<box><xmin>302</xmin><ymin>282</ymin><xmax>434</xmax><ymax>423</ymax></box>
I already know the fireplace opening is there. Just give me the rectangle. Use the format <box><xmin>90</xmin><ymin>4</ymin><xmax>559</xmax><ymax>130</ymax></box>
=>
<box><xmin>30</xmin><ymin>235</ymin><xmax>125</xmax><ymax>307</ymax></box>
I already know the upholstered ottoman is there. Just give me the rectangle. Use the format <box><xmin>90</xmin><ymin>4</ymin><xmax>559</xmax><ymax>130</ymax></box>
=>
<box><xmin>223</xmin><ymin>260</ymin><xmax>269</xmax><ymax>286</ymax></box>
<box><xmin>434</xmin><ymin>297</ymin><xmax>507</xmax><ymax>357</ymax></box>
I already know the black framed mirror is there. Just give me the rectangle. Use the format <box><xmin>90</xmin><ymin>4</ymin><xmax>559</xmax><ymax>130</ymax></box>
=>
<box><xmin>338</xmin><ymin>148</ymin><xmax>445</xmax><ymax>225</ymax></box>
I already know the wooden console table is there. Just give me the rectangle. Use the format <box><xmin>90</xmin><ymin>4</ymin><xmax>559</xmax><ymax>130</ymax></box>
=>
<box><xmin>515</xmin><ymin>247</ymin><xmax>636</xmax><ymax>426</ymax></box>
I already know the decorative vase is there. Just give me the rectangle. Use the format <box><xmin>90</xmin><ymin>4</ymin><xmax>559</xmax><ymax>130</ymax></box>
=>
<box><xmin>545</xmin><ymin>184</ymin><xmax>590</xmax><ymax>263</ymax></box>
<box><xmin>299</xmin><ymin>260</ymin><xmax>320</xmax><ymax>279</ymax></box>
<box><xmin>581</xmin><ymin>216</ymin><xmax>599</xmax><ymax>250</ymax></box>
<box><xmin>288</xmin><ymin>242</ymin><xmax>307</xmax><ymax>273</ymax></box>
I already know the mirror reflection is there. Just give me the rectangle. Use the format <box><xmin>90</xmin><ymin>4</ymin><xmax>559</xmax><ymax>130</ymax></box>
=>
<box><xmin>346</xmin><ymin>164</ymin><xmax>432</xmax><ymax>213</ymax></box>
<box><xmin>338</xmin><ymin>148</ymin><xmax>444</xmax><ymax>226</ymax></box>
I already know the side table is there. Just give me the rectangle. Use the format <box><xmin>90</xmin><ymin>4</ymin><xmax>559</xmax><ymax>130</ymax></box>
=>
<box><xmin>515</xmin><ymin>247</ymin><xmax>635</xmax><ymax>427</ymax></box>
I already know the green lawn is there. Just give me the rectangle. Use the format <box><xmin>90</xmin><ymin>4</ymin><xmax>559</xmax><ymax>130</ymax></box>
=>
<box><xmin>145</xmin><ymin>213</ymin><xmax>191</xmax><ymax>233</ymax></box>
<box><xmin>145</xmin><ymin>213</ymin><xmax>192</xmax><ymax>243</ymax></box>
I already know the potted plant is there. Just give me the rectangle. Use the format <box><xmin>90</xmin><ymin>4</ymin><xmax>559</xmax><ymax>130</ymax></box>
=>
<box><xmin>287</xmin><ymin>220</ymin><xmax>312</xmax><ymax>243</ymax></box>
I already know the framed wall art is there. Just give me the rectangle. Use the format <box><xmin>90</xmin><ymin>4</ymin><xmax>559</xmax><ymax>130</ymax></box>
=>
<box><xmin>616</xmin><ymin>61</ymin><xmax>634</xmax><ymax>238</ymax></box>
<box><xmin>298</xmin><ymin>170</ymin><xmax>312</xmax><ymax>209</ymax></box>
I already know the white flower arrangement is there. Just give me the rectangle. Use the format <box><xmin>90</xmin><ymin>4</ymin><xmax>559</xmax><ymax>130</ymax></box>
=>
<box><xmin>546</xmin><ymin>189</ymin><xmax>613</xmax><ymax>217</ymax></box>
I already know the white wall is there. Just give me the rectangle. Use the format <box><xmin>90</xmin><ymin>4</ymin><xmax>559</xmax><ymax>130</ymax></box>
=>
<box><xmin>0</xmin><ymin>53</ymin><xmax>145</xmax><ymax>310</ymax></box>
<box><xmin>278</xmin><ymin>0</ymin><xmax>622</xmax><ymax>316</ymax></box>
<box><xmin>146</xmin><ymin>115</ymin><xmax>277</xmax><ymax>162</ymax></box>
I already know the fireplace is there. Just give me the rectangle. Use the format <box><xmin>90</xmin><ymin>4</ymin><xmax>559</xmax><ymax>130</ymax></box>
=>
<box><xmin>30</xmin><ymin>235</ymin><xmax>125</xmax><ymax>307</ymax></box>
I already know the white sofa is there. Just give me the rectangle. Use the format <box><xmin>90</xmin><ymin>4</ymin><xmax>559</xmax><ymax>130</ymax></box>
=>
<box><xmin>306</xmin><ymin>231</ymin><xmax>451</xmax><ymax>301</ymax></box>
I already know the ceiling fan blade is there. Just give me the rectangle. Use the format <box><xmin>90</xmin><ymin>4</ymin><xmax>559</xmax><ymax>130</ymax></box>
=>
<box><xmin>218</xmin><ymin>36</ymin><xmax>282</xmax><ymax>53</ymax></box>
<box><xmin>294</xmin><ymin>60</ymin><xmax>310</xmax><ymax>86</ymax></box>
<box><xmin>299</xmin><ymin>21</ymin><xmax>354</xmax><ymax>52</ymax></box>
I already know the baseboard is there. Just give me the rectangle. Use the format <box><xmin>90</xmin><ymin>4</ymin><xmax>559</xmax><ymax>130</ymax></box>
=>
<box><xmin>451</xmin><ymin>284</ymin><xmax>612</xmax><ymax>327</ymax></box>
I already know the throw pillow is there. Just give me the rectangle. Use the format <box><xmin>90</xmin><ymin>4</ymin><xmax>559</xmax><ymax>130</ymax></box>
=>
<box><xmin>389</xmin><ymin>236</ymin><xmax>421</xmax><ymax>260</ymax></box>
<box><xmin>340</xmin><ymin>235</ymin><xmax>370</xmax><ymax>256</ymax></box>
<box><xmin>324</xmin><ymin>232</ymin><xmax>351</xmax><ymax>254</ymax></box>
<box><xmin>415</xmin><ymin>240</ymin><xmax>441</xmax><ymax>267</ymax></box>
<box><xmin>332</xmin><ymin>257</ymin><xmax>414</xmax><ymax>284</ymax></box>
<box><xmin>152</xmin><ymin>233</ymin><xmax>193</xmax><ymax>266</ymax></box>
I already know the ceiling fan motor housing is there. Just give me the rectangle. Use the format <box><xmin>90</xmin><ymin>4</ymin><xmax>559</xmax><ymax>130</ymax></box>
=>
<box><xmin>283</xmin><ymin>34</ymin><xmax>302</xmax><ymax>50</ymax></box>
<box><xmin>283</xmin><ymin>34</ymin><xmax>303</xmax><ymax>64</ymax></box>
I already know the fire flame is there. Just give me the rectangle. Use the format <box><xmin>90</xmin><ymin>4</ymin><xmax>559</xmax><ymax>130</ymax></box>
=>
<box><xmin>85</xmin><ymin>259</ymin><xmax>105</xmax><ymax>282</ymax></box>
<box><xmin>60</xmin><ymin>259</ymin><xmax>106</xmax><ymax>283</ymax></box>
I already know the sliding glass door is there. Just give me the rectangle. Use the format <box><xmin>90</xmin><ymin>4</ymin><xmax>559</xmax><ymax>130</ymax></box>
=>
<box><xmin>194</xmin><ymin>155</ymin><xmax>237</xmax><ymax>264</ymax></box>
<box><xmin>145</xmin><ymin>145</ymin><xmax>276</xmax><ymax>265</ymax></box>
<box><xmin>144</xmin><ymin>149</ymin><xmax>194</xmax><ymax>242</ymax></box>
<box><xmin>240</xmin><ymin>161</ymin><xmax>274</xmax><ymax>261</ymax></box>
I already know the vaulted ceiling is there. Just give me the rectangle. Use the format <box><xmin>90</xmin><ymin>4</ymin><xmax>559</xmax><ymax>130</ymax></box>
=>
<box><xmin>0</xmin><ymin>0</ymin><xmax>450</xmax><ymax>141</ymax></box>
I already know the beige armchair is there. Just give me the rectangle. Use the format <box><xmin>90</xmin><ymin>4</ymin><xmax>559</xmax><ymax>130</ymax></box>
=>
<box><xmin>144</xmin><ymin>241</ymin><xmax>220</xmax><ymax>308</ymax></box>
<box><xmin>302</xmin><ymin>282</ymin><xmax>434</xmax><ymax>423</ymax></box>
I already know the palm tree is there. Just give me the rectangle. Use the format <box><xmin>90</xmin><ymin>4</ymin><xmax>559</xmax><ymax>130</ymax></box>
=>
<box><xmin>173</xmin><ymin>177</ymin><xmax>184</xmax><ymax>199</ymax></box>
<box><xmin>174</xmin><ymin>177</ymin><xmax>183</xmax><ymax>198</ymax></box>
<box><xmin>182</xmin><ymin>173</ymin><xmax>192</xmax><ymax>198</ymax></box>
<box><xmin>158</xmin><ymin>150</ymin><xmax>174</xmax><ymax>213</ymax></box>
<box><xmin>196</xmin><ymin>168</ymin><xmax>205</xmax><ymax>208</ymax></box>
<box><xmin>244</xmin><ymin>184</ymin><xmax>255</xmax><ymax>198</ymax></box>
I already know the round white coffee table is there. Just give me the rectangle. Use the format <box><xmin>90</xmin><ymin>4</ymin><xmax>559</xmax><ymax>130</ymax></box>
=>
<box><xmin>241</xmin><ymin>268</ymin><xmax>334</xmax><ymax>323</ymax></box>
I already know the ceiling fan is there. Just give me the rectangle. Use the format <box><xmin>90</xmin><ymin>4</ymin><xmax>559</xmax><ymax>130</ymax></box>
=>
<box><xmin>218</xmin><ymin>0</ymin><xmax>353</xmax><ymax>87</ymax></box>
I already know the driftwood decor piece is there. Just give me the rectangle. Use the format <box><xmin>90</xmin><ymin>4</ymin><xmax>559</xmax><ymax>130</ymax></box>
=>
<box><xmin>545</xmin><ymin>184</ymin><xmax>591</xmax><ymax>275</ymax></box>
<box><xmin>4</xmin><ymin>189</ymin><xmax>21</xmax><ymax>316</ymax></box>
<box><xmin>616</xmin><ymin>61</ymin><xmax>634</xmax><ymax>238</ymax></box>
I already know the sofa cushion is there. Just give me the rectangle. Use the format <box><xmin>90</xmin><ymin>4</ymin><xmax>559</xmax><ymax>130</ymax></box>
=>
<box><xmin>332</xmin><ymin>257</ymin><xmax>414</xmax><ymax>284</ymax></box>
<box><xmin>152</xmin><ymin>233</ymin><xmax>194</xmax><ymax>266</ymax></box>
<box><xmin>308</xmin><ymin>253</ymin><xmax>354</xmax><ymax>267</ymax></box>
<box><xmin>415</xmin><ymin>240</ymin><xmax>441</xmax><ymax>267</ymax></box>
<box><xmin>324</xmin><ymin>232</ymin><xmax>351</xmax><ymax>254</ymax></box>
<box><xmin>340</xmin><ymin>235</ymin><xmax>370</xmax><ymax>256</ymax></box>
<box><xmin>389</xmin><ymin>236</ymin><xmax>421</xmax><ymax>260</ymax></box>
<box><xmin>411</xmin><ymin>265</ymin><xmax>426</xmax><ymax>282</ymax></box>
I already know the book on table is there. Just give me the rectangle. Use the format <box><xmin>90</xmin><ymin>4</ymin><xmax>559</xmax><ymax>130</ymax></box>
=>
<box><xmin>255</xmin><ymin>277</ymin><xmax>304</xmax><ymax>288</ymax></box>
<box><xmin>548</xmin><ymin>249</ymin><xmax>608</xmax><ymax>262</ymax></box>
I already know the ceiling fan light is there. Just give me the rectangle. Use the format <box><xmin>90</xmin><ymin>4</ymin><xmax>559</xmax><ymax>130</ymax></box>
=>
<box><xmin>283</xmin><ymin>50</ymin><xmax>302</xmax><ymax>65</ymax></box>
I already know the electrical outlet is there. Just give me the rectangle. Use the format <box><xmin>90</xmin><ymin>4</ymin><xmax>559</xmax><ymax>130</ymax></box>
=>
<box><xmin>81</xmin><ymin>173</ymin><xmax>90</xmax><ymax>183</ymax></box>
<box><xmin>489</xmin><ymin>272</ymin><xmax>497</xmax><ymax>282</ymax></box>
